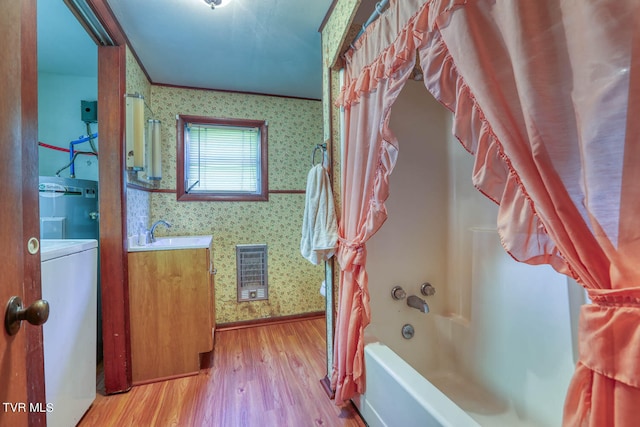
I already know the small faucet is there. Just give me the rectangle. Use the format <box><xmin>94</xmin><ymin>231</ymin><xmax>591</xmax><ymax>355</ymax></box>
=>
<box><xmin>407</xmin><ymin>295</ymin><xmax>429</xmax><ymax>313</ymax></box>
<box><xmin>149</xmin><ymin>220</ymin><xmax>172</xmax><ymax>243</ymax></box>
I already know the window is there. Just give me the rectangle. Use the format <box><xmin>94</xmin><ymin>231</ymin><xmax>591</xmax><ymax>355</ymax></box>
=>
<box><xmin>177</xmin><ymin>115</ymin><xmax>268</xmax><ymax>201</ymax></box>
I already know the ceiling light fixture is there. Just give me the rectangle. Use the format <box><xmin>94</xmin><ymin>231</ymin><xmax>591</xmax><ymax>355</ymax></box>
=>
<box><xmin>204</xmin><ymin>0</ymin><xmax>233</xmax><ymax>9</ymax></box>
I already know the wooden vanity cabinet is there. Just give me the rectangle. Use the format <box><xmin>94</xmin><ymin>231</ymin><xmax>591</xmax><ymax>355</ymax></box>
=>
<box><xmin>128</xmin><ymin>246</ymin><xmax>215</xmax><ymax>385</ymax></box>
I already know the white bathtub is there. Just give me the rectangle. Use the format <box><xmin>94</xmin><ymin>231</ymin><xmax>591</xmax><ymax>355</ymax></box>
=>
<box><xmin>355</xmin><ymin>341</ymin><xmax>478</xmax><ymax>427</ymax></box>
<box><xmin>355</xmin><ymin>339</ymin><xmax>546</xmax><ymax>427</ymax></box>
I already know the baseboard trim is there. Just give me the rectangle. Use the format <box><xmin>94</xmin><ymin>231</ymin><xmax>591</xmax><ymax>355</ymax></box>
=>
<box><xmin>217</xmin><ymin>311</ymin><xmax>325</xmax><ymax>331</ymax></box>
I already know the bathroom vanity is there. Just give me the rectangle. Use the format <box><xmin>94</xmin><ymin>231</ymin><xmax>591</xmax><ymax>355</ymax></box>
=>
<box><xmin>128</xmin><ymin>235</ymin><xmax>215</xmax><ymax>384</ymax></box>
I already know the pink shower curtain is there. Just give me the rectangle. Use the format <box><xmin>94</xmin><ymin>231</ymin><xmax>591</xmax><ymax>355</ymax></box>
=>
<box><xmin>330</xmin><ymin>0</ymin><xmax>422</xmax><ymax>405</ymax></box>
<box><xmin>330</xmin><ymin>64</ymin><xmax>413</xmax><ymax>404</ymax></box>
<box><xmin>333</xmin><ymin>0</ymin><xmax>640</xmax><ymax>424</ymax></box>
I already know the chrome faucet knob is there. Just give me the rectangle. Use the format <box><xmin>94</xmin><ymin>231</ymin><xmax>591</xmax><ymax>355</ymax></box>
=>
<box><xmin>391</xmin><ymin>286</ymin><xmax>406</xmax><ymax>300</ymax></box>
<box><xmin>421</xmin><ymin>282</ymin><xmax>436</xmax><ymax>296</ymax></box>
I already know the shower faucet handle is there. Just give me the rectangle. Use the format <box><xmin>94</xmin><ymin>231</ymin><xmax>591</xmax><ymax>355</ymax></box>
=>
<box><xmin>420</xmin><ymin>282</ymin><xmax>436</xmax><ymax>297</ymax></box>
<box><xmin>391</xmin><ymin>286</ymin><xmax>407</xmax><ymax>300</ymax></box>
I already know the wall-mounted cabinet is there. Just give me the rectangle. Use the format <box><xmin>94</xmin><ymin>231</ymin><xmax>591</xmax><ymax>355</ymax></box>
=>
<box><xmin>128</xmin><ymin>245</ymin><xmax>215</xmax><ymax>384</ymax></box>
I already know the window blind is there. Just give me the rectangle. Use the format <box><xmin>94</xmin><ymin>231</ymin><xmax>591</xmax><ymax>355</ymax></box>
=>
<box><xmin>185</xmin><ymin>123</ymin><xmax>261</xmax><ymax>193</ymax></box>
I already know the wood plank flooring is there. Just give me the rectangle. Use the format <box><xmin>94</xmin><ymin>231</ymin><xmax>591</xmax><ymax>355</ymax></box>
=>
<box><xmin>78</xmin><ymin>317</ymin><xmax>366</xmax><ymax>427</ymax></box>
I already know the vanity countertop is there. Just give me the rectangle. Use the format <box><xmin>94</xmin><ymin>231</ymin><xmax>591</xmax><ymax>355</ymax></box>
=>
<box><xmin>127</xmin><ymin>235</ymin><xmax>212</xmax><ymax>252</ymax></box>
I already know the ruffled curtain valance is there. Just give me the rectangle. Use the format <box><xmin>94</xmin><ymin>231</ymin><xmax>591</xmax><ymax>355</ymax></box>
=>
<box><xmin>332</xmin><ymin>0</ymin><xmax>640</xmax><ymax>424</ymax></box>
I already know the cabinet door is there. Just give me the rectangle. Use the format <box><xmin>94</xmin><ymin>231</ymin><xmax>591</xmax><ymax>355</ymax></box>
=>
<box><xmin>129</xmin><ymin>248</ymin><xmax>211</xmax><ymax>383</ymax></box>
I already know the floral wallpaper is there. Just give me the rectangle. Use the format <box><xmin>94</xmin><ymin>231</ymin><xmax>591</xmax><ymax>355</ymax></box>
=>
<box><xmin>125</xmin><ymin>47</ymin><xmax>153</xmax><ymax>237</ymax></box>
<box><xmin>150</xmin><ymin>86</ymin><xmax>321</xmax><ymax>192</ymax></box>
<box><xmin>149</xmin><ymin>193</ymin><xmax>325</xmax><ymax>323</ymax></box>
<box><xmin>125</xmin><ymin>48</ymin><xmax>151</xmax><ymax>101</ymax></box>
<box><xmin>131</xmin><ymin>85</ymin><xmax>326</xmax><ymax>324</ymax></box>
<box><xmin>322</xmin><ymin>7</ymin><xmax>362</xmax><ymax>217</ymax></box>
<box><xmin>321</xmin><ymin>0</ymin><xmax>361</xmax><ymax>69</ymax></box>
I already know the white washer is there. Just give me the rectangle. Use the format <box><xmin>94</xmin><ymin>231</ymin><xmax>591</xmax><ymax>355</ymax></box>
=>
<box><xmin>41</xmin><ymin>239</ymin><xmax>98</xmax><ymax>427</ymax></box>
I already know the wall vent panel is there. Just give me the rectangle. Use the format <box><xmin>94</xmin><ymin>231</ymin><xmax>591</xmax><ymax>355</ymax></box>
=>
<box><xmin>236</xmin><ymin>244</ymin><xmax>268</xmax><ymax>302</ymax></box>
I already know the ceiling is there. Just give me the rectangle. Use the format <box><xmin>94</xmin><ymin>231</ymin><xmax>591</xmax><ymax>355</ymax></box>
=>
<box><xmin>37</xmin><ymin>0</ymin><xmax>338</xmax><ymax>100</ymax></box>
<box><xmin>36</xmin><ymin>0</ymin><xmax>384</xmax><ymax>100</ymax></box>
<box><xmin>37</xmin><ymin>0</ymin><xmax>98</xmax><ymax>78</ymax></box>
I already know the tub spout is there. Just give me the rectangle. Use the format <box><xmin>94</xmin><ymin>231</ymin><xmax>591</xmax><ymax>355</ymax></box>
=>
<box><xmin>407</xmin><ymin>295</ymin><xmax>429</xmax><ymax>313</ymax></box>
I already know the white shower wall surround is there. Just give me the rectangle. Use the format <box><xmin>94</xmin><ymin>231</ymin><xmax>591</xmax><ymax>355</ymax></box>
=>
<box><xmin>357</xmin><ymin>82</ymin><xmax>579</xmax><ymax>426</ymax></box>
<box><xmin>360</xmin><ymin>232</ymin><xmax>580</xmax><ymax>427</ymax></box>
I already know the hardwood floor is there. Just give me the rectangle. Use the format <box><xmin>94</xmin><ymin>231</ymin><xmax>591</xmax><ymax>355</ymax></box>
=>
<box><xmin>78</xmin><ymin>317</ymin><xmax>366</xmax><ymax>427</ymax></box>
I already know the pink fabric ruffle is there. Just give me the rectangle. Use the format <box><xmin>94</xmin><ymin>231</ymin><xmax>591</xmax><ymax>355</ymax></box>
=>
<box><xmin>580</xmin><ymin>288</ymin><xmax>640</xmax><ymax>389</ymax></box>
<box><xmin>564</xmin><ymin>287</ymin><xmax>640</xmax><ymax>426</ymax></box>
<box><xmin>417</xmin><ymin>22</ymin><xmax>573</xmax><ymax>275</ymax></box>
<box><xmin>340</xmin><ymin>0</ymin><xmax>571</xmax><ymax>274</ymax></box>
<box><xmin>331</xmin><ymin>94</ymin><xmax>403</xmax><ymax>405</ymax></box>
<box><xmin>337</xmin><ymin>0</ymin><xmax>469</xmax><ymax>107</ymax></box>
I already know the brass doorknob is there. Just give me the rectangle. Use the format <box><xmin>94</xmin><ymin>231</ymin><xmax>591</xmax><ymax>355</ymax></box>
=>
<box><xmin>4</xmin><ymin>296</ymin><xmax>49</xmax><ymax>336</ymax></box>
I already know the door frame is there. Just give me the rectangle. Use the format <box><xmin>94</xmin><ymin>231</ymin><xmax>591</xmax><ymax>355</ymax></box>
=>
<box><xmin>64</xmin><ymin>0</ymin><xmax>133</xmax><ymax>394</ymax></box>
<box><xmin>97</xmin><ymin>44</ymin><xmax>131</xmax><ymax>394</ymax></box>
<box><xmin>86</xmin><ymin>0</ymin><xmax>132</xmax><ymax>394</ymax></box>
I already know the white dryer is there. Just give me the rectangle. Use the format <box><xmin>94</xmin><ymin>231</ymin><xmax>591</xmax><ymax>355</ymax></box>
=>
<box><xmin>41</xmin><ymin>239</ymin><xmax>98</xmax><ymax>427</ymax></box>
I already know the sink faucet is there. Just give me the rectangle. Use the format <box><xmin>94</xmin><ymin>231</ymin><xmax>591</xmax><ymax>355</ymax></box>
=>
<box><xmin>407</xmin><ymin>295</ymin><xmax>429</xmax><ymax>313</ymax></box>
<box><xmin>149</xmin><ymin>220</ymin><xmax>172</xmax><ymax>243</ymax></box>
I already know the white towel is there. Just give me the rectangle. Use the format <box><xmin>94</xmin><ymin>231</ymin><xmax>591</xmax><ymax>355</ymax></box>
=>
<box><xmin>301</xmin><ymin>164</ymin><xmax>338</xmax><ymax>265</ymax></box>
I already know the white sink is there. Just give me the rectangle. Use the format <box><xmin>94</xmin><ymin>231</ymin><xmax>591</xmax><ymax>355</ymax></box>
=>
<box><xmin>128</xmin><ymin>235</ymin><xmax>212</xmax><ymax>252</ymax></box>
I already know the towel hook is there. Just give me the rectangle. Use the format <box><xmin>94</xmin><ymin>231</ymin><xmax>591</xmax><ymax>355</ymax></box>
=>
<box><xmin>311</xmin><ymin>143</ymin><xmax>327</xmax><ymax>167</ymax></box>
